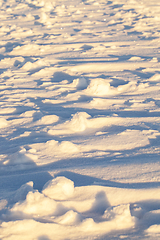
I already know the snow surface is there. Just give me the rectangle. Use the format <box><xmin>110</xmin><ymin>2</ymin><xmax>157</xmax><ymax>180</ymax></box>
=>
<box><xmin>0</xmin><ymin>0</ymin><xmax>160</xmax><ymax>239</ymax></box>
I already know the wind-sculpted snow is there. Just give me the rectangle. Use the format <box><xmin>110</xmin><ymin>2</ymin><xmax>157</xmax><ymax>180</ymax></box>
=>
<box><xmin>1</xmin><ymin>177</ymin><xmax>160</xmax><ymax>240</ymax></box>
<box><xmin>1</xmin><ymin>0</ymin><xmax>160</xmax><ymax>239</ymax></box>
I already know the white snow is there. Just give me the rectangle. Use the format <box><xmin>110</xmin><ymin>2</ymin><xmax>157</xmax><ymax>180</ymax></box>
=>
<box><xmin>42</xmin><ymin>177</ymin><xmax>74</xmax><ymax>200</ymax></box>
<box><xmin>1</xmin><ymin>0</ymin><xmax>160</xmax><ymax>239</ymax></box>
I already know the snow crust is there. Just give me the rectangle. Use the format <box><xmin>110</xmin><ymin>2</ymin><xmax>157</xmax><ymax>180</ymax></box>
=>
<box><xmin>1</xmin><ymin>0</ymin><xmax>160</xmax><ymax>239</ymax></box>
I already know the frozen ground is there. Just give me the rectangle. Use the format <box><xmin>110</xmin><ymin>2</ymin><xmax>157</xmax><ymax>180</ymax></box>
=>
<box><xmin>0</xmin><ymin>0</ymin><xmax>160</xmax><ymax>239</ymax></box>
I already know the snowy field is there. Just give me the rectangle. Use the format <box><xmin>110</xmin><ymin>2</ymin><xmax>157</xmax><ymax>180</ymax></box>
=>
<box><xmin>0</xmin><ymin>0</ymin><xmax>160</xmax><ymax>239</ymax></box>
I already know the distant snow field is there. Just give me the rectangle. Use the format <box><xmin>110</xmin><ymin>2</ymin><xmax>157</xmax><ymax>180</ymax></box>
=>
<box><xmin>0</xmin><ymin>0</ymin><xmax>160</xmax><ymax>239</ymax></box>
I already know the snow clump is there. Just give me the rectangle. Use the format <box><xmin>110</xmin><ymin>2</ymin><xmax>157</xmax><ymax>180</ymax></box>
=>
<box><xmin>42</xmin><ymin>176</ymin><xmax>75</xmax><ymax>200</ymax></box>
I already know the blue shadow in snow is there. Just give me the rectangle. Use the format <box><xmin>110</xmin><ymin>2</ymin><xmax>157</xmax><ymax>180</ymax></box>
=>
<box><xmin>55</xmin><ymin>171</ymin><xmax>160</xmax><ymax>189</ymax></box>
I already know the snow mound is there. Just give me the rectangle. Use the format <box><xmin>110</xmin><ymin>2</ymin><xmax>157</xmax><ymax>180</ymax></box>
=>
<box><xmin>1</xmin><ymin>0</ymin><xmax>160</xmax><ymax>238</ymax></box>
<box><xmin>83</xmin><ymin>78</ymin><xmax>139</xmax><ymax>97</ymax></box>
<box><xmin>11</xmin><ymin>190</ymin><xmax>58</xmax><ymax>217</ymax></box>
<box><xmin>36</xmin><ymin>115</ymin><xmax>59</xmax><ymax>125</ymax></box>
<box><xmin>103</xmin><ymin>204</ymin><xmax>136</xmax><ymax>229</ymax></box>
<box><xmin>146</xmin><ymin>224</ymin><xmax>160</xmax><ymax>234</ymax></box>
<box><xmin>37</xmin><ymin>115</ymin><xmax>59</xmax><ymax>125</ymax></box>
<box><xmin>76</xmin><ymin>77</ymin><xmax>88</xmax><ymax>90</ymax></box>
<box><xmin>149</xmin><ymin>73</ymin><xmax>160</xmax><ymax>82</ymax></box>
<box><xmin>0</xmin><ymin>118</ymin><xmax>8</xmax><ymax>128</ymax></box>
<box><xmin>129</xmin><ymin>56</ymin><xmax>143</xmax><ymax>61</ymax></box>
<box><xmin>4</xmin><ymin>148</ymin><xmax>37</xmax><ymax>167</ymax></box>
<box><xmin>68</xmin><ymin>112</ymin><xmax>90</xmax><ymax>132</ymax></box>
<box><xmin>12</xmin><ymin>181</ymin><xmax>34</xmax><ymax>203</ymax></box>
<box><xmin>42</xmin><ymin>177</ymin><xmax>74</xmax><ymax>200</ymax></box>
<box><xmin>1</xmin><ymin>177</ymin><xmax>160</xmax><ymax>239</ymax></box>
<box><xmin>84</xmin><ymin>78</ymin><xmax>115</xmax><ymax>96</ymax></box>
<box><xmin>25</xmin><ymin>140</ymin><xmax>79</xmax><ymax>165</ymax></box>
<box><xmin>48</xmin><ymin>112</ymin><xmax>91</xmax><ymax>135</ymax></box>
<box><xmin>55</xmin><ymin>210</ymin><xmax>82</xmax><ymax>225</ymax></box>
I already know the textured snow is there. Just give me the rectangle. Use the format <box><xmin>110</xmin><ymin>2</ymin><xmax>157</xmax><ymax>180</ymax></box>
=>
<box><xmin>0</xmin><ymin>0</ymin><xmax>160</xmax><ymax>239</ymax></box>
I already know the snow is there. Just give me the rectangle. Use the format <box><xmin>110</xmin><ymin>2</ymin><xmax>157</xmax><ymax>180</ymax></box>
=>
<box><xmin>0</xmin><ymin>0</ymin><xmax>160</xmax><ymax>239</ymax></box>
<box><xmin>42</xmin><ymin>177</ymin><xmax>74</xmax><ymax>200</ymax></box>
